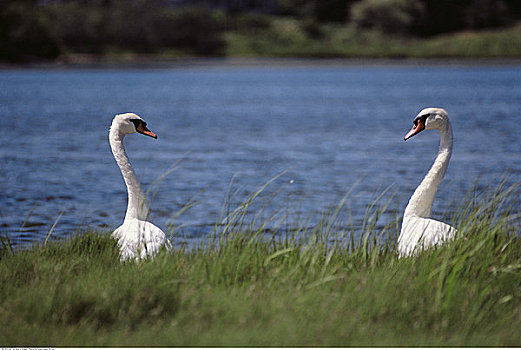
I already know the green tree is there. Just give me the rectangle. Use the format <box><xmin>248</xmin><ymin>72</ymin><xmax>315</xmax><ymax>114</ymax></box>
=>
<box><xmin>276</xmin><ymin>0</ymin><xmax>356</xmax><ymax>22</ymax></box>
<box><xmin>463</xmin><ymin>0</ymin><xmax>509</xmax><ymax>29</ymax></box>
<box><xmin>275</xmin><ymin>0</ymin><xmax>316</xmax><ymax>17</ymax></box>
<box><xmin>161</xmin><ymin>6</ymin><xmax>226</xmax><ymax>55</ymax></box>
<box><xmin>0</xmin><ymin>0</ymin><xmax>59</xmax><ymax>61</ymax></box>
<box><xmin>45</xmin><ymin>1</ymin><xmax>108</xmax><ymax>53</ymax></box>
<box><xmin>350</xmin><ymin>0</ymin><xmax>425</xmax><ymax>34</ymax></box>
<box><xmin>413</xmin><ymin>0</ymin><xmax>514</xmax><ymax>36</ymax></box>
<box><xmin>44</xmin><ymin>0</ymin><xmax>226</xmax><ymax>56</ymax></box>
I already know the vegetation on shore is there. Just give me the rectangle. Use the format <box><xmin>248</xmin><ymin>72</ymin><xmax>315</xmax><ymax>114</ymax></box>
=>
<box><xmin>2</xmin><ymin>0</ymin><xmax>521</xmax><ymax>62</ymax></box>
<box><xmin>1</xmin><ymin>182</ymin><xmax>521</xmax><ymax>346</ymax></box>
<box><xmin>225</xmin><ymin>18</ymin><xmax>521</xmax><ymax>58</ymax></box>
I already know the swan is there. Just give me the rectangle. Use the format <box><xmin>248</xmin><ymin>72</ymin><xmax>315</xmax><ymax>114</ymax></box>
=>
<box><xmin>109</xmin><ymin>113</ymin><xmax>171</xmax><ymax>260</ymax></box>
<box><xmin>398</xmin><ymin>108</ymin><xmax>457</xmax><ymax>257</ymax></box>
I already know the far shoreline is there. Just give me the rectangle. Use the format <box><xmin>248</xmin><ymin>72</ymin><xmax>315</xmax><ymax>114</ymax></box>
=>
<box><xmin>2</xmin><ymin>56</ymin><xmax>521</xmax><ymax>70</ymax></box>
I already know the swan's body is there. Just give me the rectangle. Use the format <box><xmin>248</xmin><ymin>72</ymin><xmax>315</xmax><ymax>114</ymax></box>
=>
<box><xmin>398</xmin><ymin>108</ymin><xmax>457</xmax><ymax>257</ymax></box>
<box><xmin>109</xmin><ymin>113</ymin><xmax>171</xmax><ymax>260</ymax></box>
<box><xmin>112</xmin><ymin>218</ymin><xmax>167</xmax><ymax>260</ymax></box>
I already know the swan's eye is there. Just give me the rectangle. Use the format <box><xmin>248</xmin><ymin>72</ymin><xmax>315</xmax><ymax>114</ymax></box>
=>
<box><xmin>129</xmin><ymin>119</ymin><xmax>142</xmax><ymax>130</ymax></box>
<box><xmin>414</xmin><ymin>114</ymin><xmax>429</xmax><ymax>126</ymax></box>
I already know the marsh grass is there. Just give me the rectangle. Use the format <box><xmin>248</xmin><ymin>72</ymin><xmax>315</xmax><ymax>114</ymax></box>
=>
<box><xmin>225</xmin><ymin>18</ymin><xmax>521</xmax><ymax>58</ymax></box>
<box><xmin>1</xmin><ymin>181</ymin><xmax>521</xmax><ymax>346</ymax></box>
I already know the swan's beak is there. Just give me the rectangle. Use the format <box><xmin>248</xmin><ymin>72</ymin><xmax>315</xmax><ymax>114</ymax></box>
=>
<box><xmin>404</xmin><ymin>120</ymin><xmax>425</xmax><ymax>141</ymax></box>
<box><xmin>137</xmin><ymin>123</ymin><xmax>157</xmax><ymax>139</ymax></box>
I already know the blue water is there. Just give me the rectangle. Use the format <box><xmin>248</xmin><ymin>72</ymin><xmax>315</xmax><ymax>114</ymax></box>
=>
<box><xmin>1</xmin><ymin>62</ymin><xmax>521</xmax><ymax>247</ymax></box>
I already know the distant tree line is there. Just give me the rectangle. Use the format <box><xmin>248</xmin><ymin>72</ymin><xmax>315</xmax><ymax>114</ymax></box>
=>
<box><xmin>351</xmin><ymin>0</ymin><xmax>521</xmax><ymax>35</ymax></box>
<box><xmin>1</xmin><ymin>0</ymin><xmax>226</xmax><ymax>61</ymax></box>
<box><xmin>1</xmin><ymin>0</ymin><xmax>521</xmax><ymax>61</ymax></box>
<box><xmin>276</xmin><ymin>0</ymin><xmax>521</xmax><ymax>34</ymax></box>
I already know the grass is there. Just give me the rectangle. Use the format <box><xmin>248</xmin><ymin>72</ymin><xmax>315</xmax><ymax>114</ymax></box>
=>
<box><xmin>224</xmin><ymin>17</ymin><xmax>521</xmax><ymax>59</ymax></box>
<box><xmin>1</xmin><ymin>181</ymin><xmax>521</xmax><ymax>346</ymax></box>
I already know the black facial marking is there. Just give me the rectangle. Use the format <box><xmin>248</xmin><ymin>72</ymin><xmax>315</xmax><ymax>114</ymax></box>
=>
<box><xmin>130</xmin><ymin>119</ymin><xmax>146</xmax><ymax>130</ymax></box>
<box><xmin>414</xmin><ymin>114</ymin><xmax>429</xmax><ymax>125</ymax></box>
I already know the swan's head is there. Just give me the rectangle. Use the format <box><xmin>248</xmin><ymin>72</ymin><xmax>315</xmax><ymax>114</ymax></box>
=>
<box><xmin>404</xmin><ymin>108</ymin><xmax>449</xmax><ymax>140</ymax></box>
<box><xmin>111</xmin><ymin>113</ymin><xmax>157</xmax><ymax>139</ymax></box>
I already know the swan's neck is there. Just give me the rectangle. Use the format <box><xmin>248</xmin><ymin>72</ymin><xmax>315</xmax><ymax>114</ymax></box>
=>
<box><xmin>109</xmin><ymin>128</ymin><xmax>150</xmax><ymax>221</ymax></box>
<box><xmin>404</xmin><ymin>122</ymin><xmax>453</xmax><ymax>218</ymax></box>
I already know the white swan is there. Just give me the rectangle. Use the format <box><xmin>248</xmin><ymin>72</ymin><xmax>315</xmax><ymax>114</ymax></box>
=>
<box><xmin>109</xmin><ymin>113</ymin><xmax>171</xmax><ymax>260</ymax></box>
<box><xmin>398</xmin><ymin>108</ymin><xmax>457</xmax><ymax>257</ymax></box>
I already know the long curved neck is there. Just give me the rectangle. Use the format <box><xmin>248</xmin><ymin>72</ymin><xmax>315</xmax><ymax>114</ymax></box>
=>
<box><xmin>109</xmin><ymin>127</ymin><xmax>150</xmax><ymax>221</ymax></box>
<box><xmin>404</xmin><ymin>121</ymin><xmax>453</xmax><ymax>218</ymax></box>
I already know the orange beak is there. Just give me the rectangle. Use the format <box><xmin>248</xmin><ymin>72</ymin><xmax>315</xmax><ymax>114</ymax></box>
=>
<box><xmin>136</xmin><ymin>123</ymin><xmax>157</xmax><ymax>139</ymax></box>
<box><xmin>404</xmin><ymin>120</ymin><xmax>425</xmax><ymax>141</ymax></box>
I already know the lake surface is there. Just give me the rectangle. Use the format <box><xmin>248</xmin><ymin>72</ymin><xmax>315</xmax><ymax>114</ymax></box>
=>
<box><xmin>1</xmin><ymin>61</ymin><xmax>521</xmax><ymax>248</ymax></box>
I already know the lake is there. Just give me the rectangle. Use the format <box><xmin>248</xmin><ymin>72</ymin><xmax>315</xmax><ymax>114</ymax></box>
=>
<box><xmin>1</xmin><ymin>60</ymin><xmax>521</xmax><ymax>248</ymax></box>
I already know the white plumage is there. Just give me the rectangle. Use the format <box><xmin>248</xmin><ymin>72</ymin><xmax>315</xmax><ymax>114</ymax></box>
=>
<box><xmin>398</xmin><ymin>108</ymin><xmax>457</xmax><ymax>257</ymax></box>
<box><xmin>109</xmin><ymin>113</ymin><xmax>171</xmax><ymax>260</ymax></box>
<box><xmin>112</xmin><ymin>218</ymin><xmax>168</xmax><ymax>260</ymax></box>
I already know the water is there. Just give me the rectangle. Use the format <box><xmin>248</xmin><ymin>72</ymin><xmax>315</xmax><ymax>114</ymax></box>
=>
<box><xmin>1</xmin><ymin>62</ymin><xmax>521</xmax><ymax>247</ymax></box>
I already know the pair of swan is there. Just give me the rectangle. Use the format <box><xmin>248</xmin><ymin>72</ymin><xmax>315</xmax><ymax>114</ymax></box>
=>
<box><xmin>109</xmin><ymin>108</ymin><xmax>455</xmax><ymax>260</ymax></box>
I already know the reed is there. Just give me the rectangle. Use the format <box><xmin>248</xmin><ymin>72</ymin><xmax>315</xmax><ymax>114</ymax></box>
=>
<box><xmin>1</xmin><ymin>181</ymin><xmax>520</xmax><ymax>346</ymax></box>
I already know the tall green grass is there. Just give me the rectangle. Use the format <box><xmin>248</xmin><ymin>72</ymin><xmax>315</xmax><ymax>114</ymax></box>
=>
<box><xmin>225</xmin><ymin>18</ymin><xmax>521</xmax><ymax>58</ymax></box>
<box><xmin>1</xmin><ymin>181</ymin><xmax>520</xmax><ymax>346</ymax></box>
